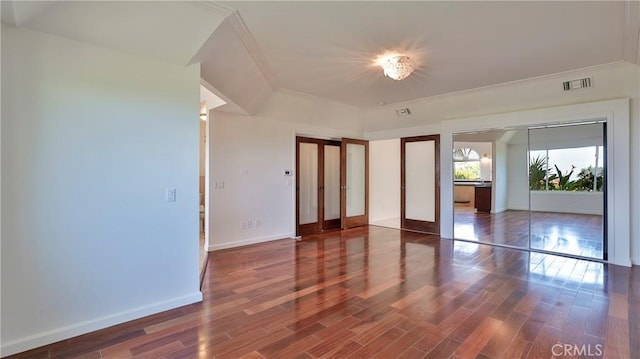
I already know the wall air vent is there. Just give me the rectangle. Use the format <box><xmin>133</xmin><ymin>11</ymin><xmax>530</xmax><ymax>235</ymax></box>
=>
<box><xmin>563</xmin><ymin>77</ymin><xmax>592</xmax><ymax>91</ymax></box>
<box><xmin>396</xmin><ymin>108</ymin><xmax>411</xmax><ymax>116</ymax></box>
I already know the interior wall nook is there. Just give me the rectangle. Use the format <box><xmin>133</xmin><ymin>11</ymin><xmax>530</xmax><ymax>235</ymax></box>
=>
<box><xmin>441</xmin><ymin>98</ymin><xmax>631</xmax><ymax>266</ymax></box>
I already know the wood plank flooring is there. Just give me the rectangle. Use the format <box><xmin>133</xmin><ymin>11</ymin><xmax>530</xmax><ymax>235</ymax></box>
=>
<box><xmin>454</xmin><ymin>210</ymin><xmax>604</xmax><ymax>259</ymax></box>
<box><xmin>7</xmin><ymin>226</ymin><xmax>638</xmax><ymax>358</ymax></box>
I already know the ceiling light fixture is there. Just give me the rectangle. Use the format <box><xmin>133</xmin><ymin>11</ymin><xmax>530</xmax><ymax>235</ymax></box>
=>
<box><xmin>380</xmin><ymin>55</ymin><xmax>414</xmax><ymax>80</ymax></box>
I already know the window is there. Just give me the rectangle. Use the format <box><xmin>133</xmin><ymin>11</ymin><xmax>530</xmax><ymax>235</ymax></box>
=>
<box><xmin>453</xmin><ymin>147</ymin><xmax>480</xmax><ymax>180</ymax></box>
<box><xmin>529</xmin><ymin>146</ymin><xmax>603</xmax><ymax>191</ymax></box>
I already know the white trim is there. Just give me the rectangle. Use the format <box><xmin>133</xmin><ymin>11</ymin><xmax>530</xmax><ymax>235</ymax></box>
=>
<box><xmin>370</xmin><ymin>216</ymin><xmax>401</xmax><ymax>223</ymax></box>
<box><xmin>227</xmin><ymin>12</ymin><xmax>277</xmax><ymax>89</ymax></box>
<box><xmin>0</xmin><ymin>292</ymin><xmax>203</xmax><ymax>357</ymax></box>
<box><xmin>529</xmin><ymin>191</ymin><xmax>604</xmax><ymax>216</ymax></box>
<box><xmin>623</xmin><ymin>1</ymin><xmax>640</xmax><ymax>64</ymax></box>
<box><xmin>209</xmin><ymin>233</ymin><xmax>293</xmax><ymax>251</ymax></box>
<box><xmin>204</xmin><ymin>109</ymin><xmax>211</xmax><ymax>253</ymax></box>
<box><xmin>492</xmin><ymin>206</ymin><xmax>509</xmax><ymax>214</ymax></box>
<box><xmin>189</xmin><ymin>1</ymin><xmax>235</xmax><ymax>17</ymax></box>
<box><xmin>440</xmin><ymin>98</ymin><xmax>631</xmax><ymax>267</ymax></box>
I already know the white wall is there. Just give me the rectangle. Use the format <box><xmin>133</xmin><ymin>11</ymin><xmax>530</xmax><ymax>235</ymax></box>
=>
<box><xmin>528</xmin><ymin>123</ymin><xmax>604</xmax><ymax>150</ymax></box>
<box><xmin>506</xmin><ymin>142</ymin><xmax>529</xmax><ymax>211</ymax></box>
<box><xmin>1</xmin><ymin>26</ymin><xmax>202</xmax><ymax>356</ymax></box>
<box><xmin>209</xmin><ymin>114</ymin><xmax>295</xmax><ymax>249</ymax></box>
<box><xmin>208</xmin><ymin>90</ymin><xmax>362</xmax><ymax>250</ymax></box>
<box><xmin>369</xmin><ymin>139</ymin><xmax>400</xmax><ymax>222</ymax></box>
<box><xmin>493</xmin><ymin>138</ymin><xmax>509</xmax><ymax>213</ymax></box>
<box><xmin>530</xmin><ymin>192</ymin><xmax>603</xmax><ymax>215</ymax></box>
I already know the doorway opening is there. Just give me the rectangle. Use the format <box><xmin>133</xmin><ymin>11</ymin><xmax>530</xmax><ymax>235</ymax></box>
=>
<box><xmin>367</xmin><ymin>136</ymin><xmax>441</xmax><ymax>235</ymax></box>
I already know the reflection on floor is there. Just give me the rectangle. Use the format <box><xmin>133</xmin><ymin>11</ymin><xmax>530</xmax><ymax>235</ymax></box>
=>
<box><xmin>370</xmin><ymin>217</ymin><xmax>401</xmax><ymax>229</ymax></box>
<box><xmin>15</xmin><ymin>226</ymin><xmax>635</xmax><ymax>358</ymax></box>
<box><xmin>454</xmin><ymin>209</ymin><xmax>604</xmax><ymax>259</ymax></box>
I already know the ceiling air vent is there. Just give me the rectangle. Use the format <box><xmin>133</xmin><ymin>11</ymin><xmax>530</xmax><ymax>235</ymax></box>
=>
<box><xmin>563</xmin><ymin>77</ymin><xmax>592</xmax><ymax>91</ymax></box>
<box><xmin>396</xmin><ymin>108</ymin><xmax>411</xmax><ymax>116</ymax></box>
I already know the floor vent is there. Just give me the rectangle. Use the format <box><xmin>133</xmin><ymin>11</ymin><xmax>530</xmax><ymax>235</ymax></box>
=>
<box><xmin>563</xmin><ymin>77</ymin><xmax>592</xmax><ymax>91</ymax></box>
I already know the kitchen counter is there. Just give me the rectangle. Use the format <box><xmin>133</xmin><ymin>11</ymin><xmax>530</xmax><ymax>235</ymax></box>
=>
<box><xmin>454</xmin><ymin>182</ymin><xmax>492</xmax><ymax>212</ymax></box>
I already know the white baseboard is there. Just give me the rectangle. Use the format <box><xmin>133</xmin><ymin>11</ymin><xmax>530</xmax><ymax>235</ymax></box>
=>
<box><xmin>369</xmin><ymin>216</ymin><xmax>400</xmax><ymax>222</ymax></box>
<box><xmin>1</xmin><ymin>292</ymin><xmax>203</xmax><ymax>357</ymax></box>
<box><xmin>209</xmin><ymin>233</ymin><xmax>293</xmax><ymax>251</ymax></box>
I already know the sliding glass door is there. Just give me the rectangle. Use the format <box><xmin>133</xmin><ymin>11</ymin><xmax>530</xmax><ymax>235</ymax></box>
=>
<box><xmin>528</xmin><ymin>123</ymin><xmax>606</xmax><ymax>260</ymax></box>
<box><xmin>452</xmin><ymin>122</ymin><xmax>606</xmax><ymax>261</ymax></box>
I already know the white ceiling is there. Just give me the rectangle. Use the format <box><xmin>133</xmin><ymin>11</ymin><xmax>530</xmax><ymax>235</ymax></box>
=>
<box><xmin>2</xmin><ymin>1</ymin><xmax>637</xmax><ymax>112</ymax></box>
<box><xmin>1</xmin><ymin>1</ymin><xmax>228</xmax><ymax>65</ymax></box>
<box><xmin>222</xmin><ymin>1</ymin><xmax>637</xmax><ymax>108</ymax></box>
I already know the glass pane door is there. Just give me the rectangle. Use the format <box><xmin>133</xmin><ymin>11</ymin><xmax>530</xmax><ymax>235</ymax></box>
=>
<box><xmin>452</xmin><ymin>129</ymin><xmax>530</xmax><ymax>249</ymax></box>
<box><xmin>405</xmin><ymin>140</ymin><xmax>436</xmax><ymax>222</ymax></box>
<box><xmin>401</xmin><ymin>135</ymin><xmax>440</xmax><ymax>234</ymax></box>
<box><xmin>341</xmin><ymin>138</ymin><xmax>368</xmax><ymax>229</ymax></box>
<box><xmin>297</xmin><ymin>141</ymin><xmax>320</xmax><ymax>235</ymax></box>
<box><xmin>323</xmin><ymin>144</ymin><xmax>341</xmax><ymax>230</ymax></box>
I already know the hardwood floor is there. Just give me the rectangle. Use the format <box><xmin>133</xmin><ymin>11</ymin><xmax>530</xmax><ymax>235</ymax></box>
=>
<box><xmin>454</xmin><ymin>209</ymin><xmax>604</xmax><ymax>259</ymax></box>
<box><xmin>7</xmin><ymin>226</ymin><xmax>638</xmax><ymax>358</ymax></box>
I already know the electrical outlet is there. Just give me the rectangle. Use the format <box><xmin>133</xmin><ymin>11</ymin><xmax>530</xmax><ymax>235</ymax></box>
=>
<box><xmin>247</xmin><ymin>219</ymin><xmax>253</xmax><ymax>229</ymax></box>
<box><xmin>214</xmin><ymin>181</ymin><xmax>225</xmax><ymax>189</ymax></box>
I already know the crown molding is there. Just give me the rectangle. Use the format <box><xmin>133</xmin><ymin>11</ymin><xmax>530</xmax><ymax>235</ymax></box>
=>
<box><xmin>189</xmin><ymin>1</ymin><xmax>278</xmax><ymax>89</ymax></box>
<box><xmin>226</xmin><ymin>11</ymin><xmax>278</xmax><ymax>90</ymax></box>
<box><xmin>623</xmin><ymin>0</ymin><xmax>640</xmax><ymax>64</ymax></box>
<box><xmin>189</xmin><ymin>1</ymin><xmax>235</xmax><ymax>18</ymax></box>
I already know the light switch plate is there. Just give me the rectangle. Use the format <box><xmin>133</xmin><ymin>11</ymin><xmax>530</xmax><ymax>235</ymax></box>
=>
<box><xmin>166</xmin><ymin>188</ymin><xmax>176</xmax><ymax>202</ymax></box>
